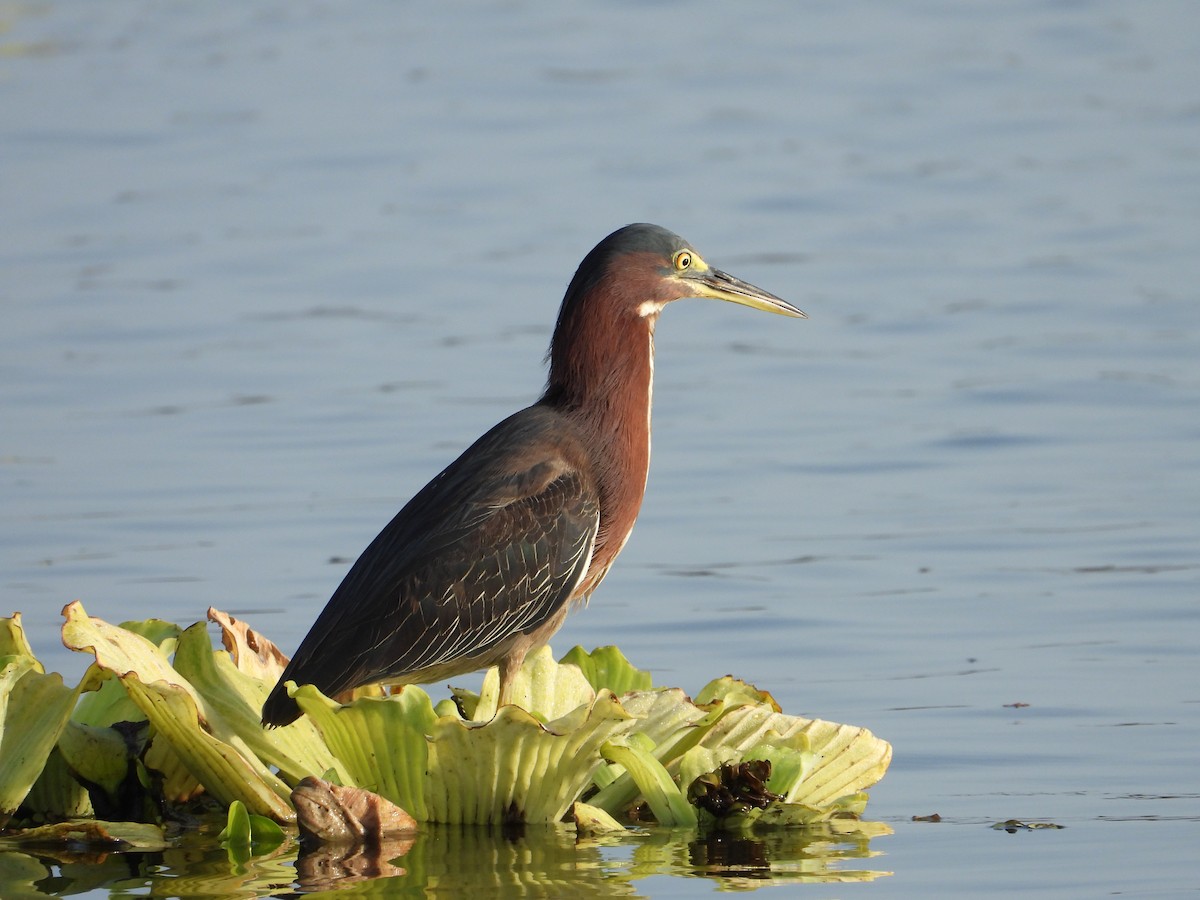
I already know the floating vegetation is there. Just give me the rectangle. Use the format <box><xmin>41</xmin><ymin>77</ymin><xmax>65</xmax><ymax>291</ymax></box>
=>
<box><xmin>991</xmin><ymin>819</ymin><xmax>1066</xmax><ymax>832</ymax></box>
<box><xmin>1</xmin><ymin>602</ymin><xmax>892</xmax><ymax>855</ymax></box>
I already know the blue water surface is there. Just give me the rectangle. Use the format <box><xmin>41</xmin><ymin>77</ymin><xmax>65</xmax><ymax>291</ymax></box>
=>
<box><xmin>2</xmin><ymin>1</ymin><xmax>1198</xmax><ymax>895</ymax></box>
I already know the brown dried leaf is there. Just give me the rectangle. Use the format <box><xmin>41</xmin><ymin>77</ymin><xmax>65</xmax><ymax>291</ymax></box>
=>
<box><xmin>207</xmin><ymin>608</ymin><xmax>289</xmax><ymax>682</ymax></box>
<box><xmin>292</xmin><ymin>776</ymin><xmax>418</xmax><ymax>846</ymax></box>
<box><xmin>0</xmin><ymin>819</ymin><xmax>168</xmax><ymax>851</ymax></box>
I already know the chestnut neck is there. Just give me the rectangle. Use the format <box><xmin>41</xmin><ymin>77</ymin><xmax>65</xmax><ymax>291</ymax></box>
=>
<box><xmin>539</xmin><ymin>269</ymin><xmax>663</xmax><ymax>583</ymax></box>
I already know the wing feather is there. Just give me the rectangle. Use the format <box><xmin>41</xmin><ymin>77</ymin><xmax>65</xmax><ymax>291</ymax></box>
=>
<box><xmin>262</xmin><ymin>405</ymin><xmax>598</xmax><ymax>725</ymax></box>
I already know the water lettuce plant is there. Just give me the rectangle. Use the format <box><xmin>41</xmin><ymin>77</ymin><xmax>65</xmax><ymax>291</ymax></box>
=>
<box><xmin>1</xmin><ymin>603</ymin><xmax>891</xmax><ymax>834</ymax></box>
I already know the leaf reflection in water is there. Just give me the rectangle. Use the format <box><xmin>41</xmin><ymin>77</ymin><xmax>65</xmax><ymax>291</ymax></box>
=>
<box><xmin>0</xmin><ymin>817</ymin><xmax>891</xmax><ymax>896</ymax></box>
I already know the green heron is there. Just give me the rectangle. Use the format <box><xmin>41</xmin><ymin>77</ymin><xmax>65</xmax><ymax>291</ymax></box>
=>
<box><xmin>262</xmin><ymin>223</ymin><xmax>804</xmax><ymax>727</ymax></box>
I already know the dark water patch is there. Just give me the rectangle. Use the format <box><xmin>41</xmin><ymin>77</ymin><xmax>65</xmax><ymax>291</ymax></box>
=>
<box><xmin>930</xmin><ymin>430</ymin><xmax>1048</xmax><ymax>451</ymax></box>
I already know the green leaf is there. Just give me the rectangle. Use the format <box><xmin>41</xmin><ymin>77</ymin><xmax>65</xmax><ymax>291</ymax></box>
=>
<box><xmin>218</xmin><ymin>800</ymin><xmax>287</xmax><ymax>859</ymax></box>
<box><xmin>56</xmin><ymin>720</ymin><xmax>148</xmax><ymax>805</ymax></box>
<box><xmin>218</xmin><ymin>799</ymin><xmax>252</xmax><ymax>867</ymax></box>
<box><xmin>587</xmin><ymin>689</ymin><xmax>733</xmax><ymax>816</ymax></box>
<box><xmin>0</xmin><ymin>614</ymin><xmax>95</xmax><ymax>826</ymax></box>
<box><xmin>427</xmin><ymin>691</ymin><xmax>635</xmax><ymax>824</ymax></box>
<box><xmin>294</xmin><ymin>683</ymin><xmax>438</xmax><ymax>821</ymax></box>
<box><xmin>116</xmin><ymin>618</ymin><xmax>182</xmax><ymax>655</ymax></box>
<box><xmin>601</xmin><ymin>740</ymin><xmax>697</xmax><ymax>828</ymax></box>
<box><xmin>8</xmin><ymin>603</ymin><xmax>891</xmax><ymax>832</ymax></box>
<box><xmin>473</xmin><ymin>644</ymin><xmax>597</xmax><ymax>722</ymax></box>
<box><xmin>572</xmin><ymin>801</ymin><xmax>628</xmax><ymax>835</ymax></box>
<box><xmin>218</xmin><ymin>799</ymin><xmax>251</xmax><ymax>845</ymax></box>
<box><xmin>695</xmin><ymin>705</ymin><xmax>890</xmax><ymax>809</ymax></box>
<box><xmin>296</xmin><ymin>674</ymin><xmax>640</xmax><ymax>825</ymax></box>
<box><xmin>23</xmin><ymin>747</ymin><xmax>93</xmax><ymax>820</ymax></box>
<box><xmin>743</xmin><ymin>740</ymin><xmax>812</xmax><ymax>798</ymax></box>
<box><xmin>560</xmin><ymin>646</ymin><xmax>653</xmax><ymax>695</ymax></box>
<box><xmin>71</xmin><ymin>667</ymin><xmax>145</xmax><ymax>729</ymax></box>
<box><xmin>172</xmin><ymin>621</ymin><xmax>350</xmax><ymax>787</ymax></box>
<box><xmin>247</xmin><ymin>813</ymin><xmax>286</xmax><ymax>849</ymax></box>
<box><xmin>587</xmin><ymin>676</ymin><xmax>891</xmax><ymax>827</ymax></box>
<box><xmin>677</xmin><ymin>745</ymin><xmax>736</xmax><ymax>796</ymax></box>
<box><xmin>694</xmin><ymin>675</ymin><xmax>781</xmax><ymax>711</ymax></box>
<box><xmin>61</xmin><ymin>602</ymin><xmax>295</xmax><ymax>823</ymax></box>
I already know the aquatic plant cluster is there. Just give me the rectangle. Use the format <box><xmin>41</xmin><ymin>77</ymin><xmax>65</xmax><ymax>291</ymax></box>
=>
<box><xmin>0</xmin><ymin>603</ymin><xmax>890</xmax><ymax>838</ymax></box>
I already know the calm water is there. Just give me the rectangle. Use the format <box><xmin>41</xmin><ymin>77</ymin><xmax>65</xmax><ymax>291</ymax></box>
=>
<box><xmin>3</xmin><ymin>1</ymin><xmax>1198</xmax><ymax>896</ymax></box>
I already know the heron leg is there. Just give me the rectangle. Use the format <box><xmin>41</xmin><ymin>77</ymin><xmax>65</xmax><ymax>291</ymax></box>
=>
<box><xmin>497</xmin><ymin>647</ymin><xmax>528</xmax><ymax>708</ymax></box>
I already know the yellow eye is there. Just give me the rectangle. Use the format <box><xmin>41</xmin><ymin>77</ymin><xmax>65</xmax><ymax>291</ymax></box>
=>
<box><xmin>673</xmin><ymin>250</ymin><xmax>693</xmax><ymax>271</ymax></box>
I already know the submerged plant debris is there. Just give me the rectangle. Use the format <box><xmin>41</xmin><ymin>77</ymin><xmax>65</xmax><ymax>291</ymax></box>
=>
<box><xmin>0</xmin><ymin>603</ymin><xmax>892</xmax><ymax>845</ymax></box>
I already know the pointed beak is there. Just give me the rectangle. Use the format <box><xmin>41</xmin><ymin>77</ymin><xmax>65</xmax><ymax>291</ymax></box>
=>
<box><xmin>685</xmin><ymin>267</ymin><xmax>807</xmax><ymax>318</ymax></box>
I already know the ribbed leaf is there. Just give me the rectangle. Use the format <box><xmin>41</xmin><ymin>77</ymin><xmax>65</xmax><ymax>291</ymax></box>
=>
<box><xmin>23</xmin><ymin>748</ymin><xmax>93</xmax><ymax>820</ymax></box>
<box><xmin>294</xmin><ymin>685</ymin><xmax>437</xmax><ymax>822</ymax></box>
<box><xmin>589</xmin><ymin>677</ymin><xmax>891</xmax><ymax>826</ymax></box>
<box><xmin>0</xmin><ymin>614</ymin><xmax>94</xmax><ymax>825</ymax></box>
<box><xmin>121</xmin><ymin>673</ymin><xmax>294</xmax><ymax>821</ymax></box>
<box><xmin>694</xmin><ymin>704</ymin><xmax>891</xmax><ymax>809</ymax></box>
<box><xmin>173</xmin><ymin>622</ymin><xmax>349</xmax><ymax>786</ymax></box>
<box><xmin>61</xmin><ymin>602</ymin><xmax>294</xmax><ymax>822</ymax></box>
<box><xmin>560</xmin><ymin>645</ymin><xmax>653</xmax><ymax>695</ymax></box>
<box><xmin>472</xmin><ymin>644</ymin><xmax>597</xmax><ymax>722</ymax></box>
<box><xmin>587</xmin><ymin>688</ymin><xmax>732</xmax><ymax>815</ymax></box>
<box><xmin>428</xmin><ymin>691</ymin><xmax>635</xmax><ymax>824</ymax></box>
<box><xmin>56</xmin><ymin>720</ymin><xmax>144</xmax><ymax>803</ymax></box>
